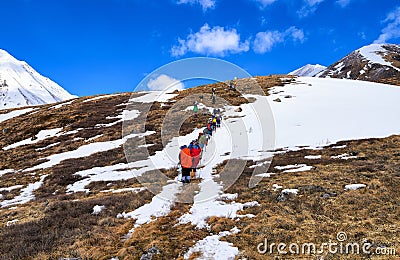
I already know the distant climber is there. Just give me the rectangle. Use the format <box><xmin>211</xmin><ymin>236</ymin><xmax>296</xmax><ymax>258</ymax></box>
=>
<box><xmin>206</xmin><ymin>119</ymin><xmax>214</xmax><ymax>136</ymax></box>
<box><xmin>216</xmin><ymin>114</ymin><xmax>222</xmax><ymax>128</ymax></box>
<box><xmin>179</xmin><ymin>145</ymin><xmax>193</xmax><ymax>183</ymax></box>
<box><xmin>211</xmin><ymin>88</ymin><xmax>216</xmax><ymax>104</ymax></box>
<box><xmin>198</xmin><ymin>132</ymin><xmax>208</xmax><ymax>149</ymax></box>
<box><xmin>213</xmin><ymin>108</ymin><xmax>220</xmax><ymax>116</ymax></box>
<box><xmin>233</xmin><ymin>77</ymin><xmax>237</xmax><ymax>90</ymax></box>
<box><xmin>193</xmin><ymin>100</ymin><xmax>199</xmax><ymax>118</ymax></box>
<box><xmin>229</xmin><ymin>80</ymin><xmax>234</xmax><ymax>90</ymax></box>
<box><xmin>211</xmin><ymin>116</ymin><xmax>217</xmax><ymax>132</ymax></box>
<box><xmin>189</xmin><ymin>140</ymin><xmax>202</xmax><ymax>176</ymax></box>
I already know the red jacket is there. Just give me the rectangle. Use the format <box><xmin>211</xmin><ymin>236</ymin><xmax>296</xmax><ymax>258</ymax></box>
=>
<box><xmin>180</xmin><ymin>148</ymin><xmax>192</xmax><ymax>168</ymax></box>
<box><xmin>191</xmin><ymin>146</ymin><xmax>202</xmax><ymax>167</ymax></box>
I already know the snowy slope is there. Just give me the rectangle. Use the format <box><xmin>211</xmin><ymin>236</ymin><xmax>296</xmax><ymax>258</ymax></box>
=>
<box><xmin>0</xmin><ymin>49</ymin><xmax>76</xmax><ymax>109</ymax></box>
<box><xmin>357</xmin><ymin>43</ymin><xmax>399</xmax><ymax>71</ymax></box>
<box><xmin>289</xmin><ymin>64</ymin><xmax>326</xmax><ymax>77</ymax></box>
<box><xmin>268</xmin><ymin>77</ymin><xmax>400</xmax><ymax>149</ymax></box>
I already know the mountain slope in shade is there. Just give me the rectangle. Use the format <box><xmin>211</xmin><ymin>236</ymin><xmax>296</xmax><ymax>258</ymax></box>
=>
<box><xmin>289</xmin><ymin>64</ymin><xmax>326</xmax><ymax>77</ymax></box>
<box><xmin>316</xmin><ymin>43</ymin><xmax>400</xmax><ymax>86</ymax></box>
<box><xmin>0</xmin><ymin>49</ymin><xmax>76</xmax><ymax>109</ymax></box>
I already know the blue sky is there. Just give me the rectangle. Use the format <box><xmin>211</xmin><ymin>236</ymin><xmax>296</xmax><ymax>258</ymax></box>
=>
<box><xmin>1</xmin><ymin>0</ymin><xmax>399</xmax><ymax>96</ymax></box>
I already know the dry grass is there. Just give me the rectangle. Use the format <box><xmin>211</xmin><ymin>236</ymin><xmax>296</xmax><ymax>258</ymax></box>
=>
<box><xmin>223</xmin><ymin>135</ymin><xmax>400</xmax><ymax>259</ymax></box>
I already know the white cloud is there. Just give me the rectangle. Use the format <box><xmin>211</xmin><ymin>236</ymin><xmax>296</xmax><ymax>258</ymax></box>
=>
<box><xmin>253</xmin><ymin>31</ymin><xmax>283</xmax><ymax>53</ymax></box>
<box><xmin>374</xmin><ymin>6</ymin><xmax>400</xmax><ymax>44</ymax></box>
<box><xmin>297</xmin><ymin>0</ymin><xmax>325</xmax><ymax>18</ymax></box>
<box><xmin>176</xmin><ymin>0</ymin><xmax>216</xmax><ymax>11</ymax></box>
<box><xmin>286</xmin><ymin>26</ymin><xmax>305</xmax><ymax>42</ymax></box>
<box><xmin>253</xmin><ymin>26</ymin><xmax>305</xmax><ymax>54</ymax></box>
<box><xmin>335</xmin><ymin>0</ymin><xmax>351</xmax><ymax>7</ymax></box>
<box><xmin>147</xmin><ymin>74</ymin><xmax>184</xmax><ymax>91</ymax></box>
<box><xmin>253</xmin><ymin>0</ymin><xmax>277</xmax><ymax>8</ymax></box>
<box><xmin>171</xmin><ymin>24</ymin><xmax>250</xmax><ymax>57</ymax></box>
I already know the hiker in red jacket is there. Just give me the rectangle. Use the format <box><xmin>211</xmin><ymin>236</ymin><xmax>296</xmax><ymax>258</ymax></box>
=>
<box><xmin>179</xmin><ymin>145</ymin><xmax>193</xmax><ymax>183</ymax></box>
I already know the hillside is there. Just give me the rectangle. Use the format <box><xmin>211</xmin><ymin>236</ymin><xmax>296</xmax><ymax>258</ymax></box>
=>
<box><xmin>0</xmin><ymin>49</ymin><xmax>76</xmax><ymax>109</ymax></box>
<box><xmin>0</xmin><ymin>76</ymin><xmax>399</xmax><ymax>259</ymax></box>
<box><xmin>316</xmin><ymin>43</ymin><xmax>400</xmax><ymax>86</ymax></box>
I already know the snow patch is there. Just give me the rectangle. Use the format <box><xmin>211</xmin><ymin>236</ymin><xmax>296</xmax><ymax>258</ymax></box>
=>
<box><xmin>0</xmin><ymin>169</ymin><xmax>14</xmax><ymax>177</ymax></box>
<box><xmin>0</xmin><ymin>108</ymin><xmax>34</xmax><ymax>123</ymax></box>
<box><xmin>3</xmin><ymin>128</ymin><xmax>62</xmax><ymax>150</ymax></box>
<box><xmin>92</xmin><ymin>205</ymin><xmax>105</xmax><ymax>215</ymax></box>
<box><xmin>184</xmin><ymin>227</ymin><xmax>240</xmax><ymax>260</ymax></box>
<box><xmin>345</xmin><ymin>184</ymin><xmax>366</xmax><ymax>190</ymax></box>
<box><xmin>331</xmin><ymin>153</ymin><xmax>357</xmax><ymax>160</ymax></box>
<box><xmin>357</xmin><ymin>44</ymin><xmax>400</xmax><ymax>71</ymax></box>
<box><xmin>26</xmin><ymin>131</ymin><xmax>154</xmax><ymax>172</ymax></box>
<box><xmin>256</xmin><ymin>173</ymin><xmax>275</xmax><ymax>178</ymax></box>
<box><xmin>282</xmin><ymin>189</ymin><xmax>299</xmax><ymax>195</ymax></box>
<box><xmin>6</xmin><ymin>219</ymin><xmax>19</xmax><ymax>226</ymax></box>
<box><xmin>130</xmin><ymin>91</ymin><xmax>178</xmax><ymax>103</ymax></box>
<box><xmin>0</xmin><ymin>185</ymin><xmax>24</xmax><ymax>192</ymax></box>
<box><xmin>0</xmin><ymin>175</ymin><xmax>47</xmax><ymax>208</ymax></box>
<box><xmin>272</xmin><ymin>184</ymin><xmax>283</xmax><ymax>191</ymax></box>
<box><xmin>117</xmin><ymin>182</ymin><xmax>180</xmax><ymax>229</ymax></box>
<box><xmin>275</xmin><ymin>164</ymin><xmax>312</xmax><ymax>173</ymax></box>
<box><xmin>305</xmin><ymin>155</ymin><xmax>321</xmax><ymax>159</ymax></box>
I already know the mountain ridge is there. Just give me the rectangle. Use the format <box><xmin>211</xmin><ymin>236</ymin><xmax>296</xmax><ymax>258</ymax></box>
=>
<box><xmin>289</xmin><ymin>43</ymin><xmax>400</xmax><ymax>86</ymax></box>
<box><xmin>289</xmin><ymin>64</ymin><xmax>327</xmax><ymax>77</ymax></box>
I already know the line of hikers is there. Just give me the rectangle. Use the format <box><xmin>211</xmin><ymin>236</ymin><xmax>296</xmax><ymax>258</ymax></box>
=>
<box><xmin>178</xmin><ymin>109</ymin><xmax>223</xmax><ymax>183</ymax></box>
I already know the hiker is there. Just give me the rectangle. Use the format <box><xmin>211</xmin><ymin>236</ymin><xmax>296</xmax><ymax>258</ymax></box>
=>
<box><xmin>193</xmin><ymin>101</ymin><xmax>199</xmax><ymax>118</ymax></box>
<box><xmin>232</xmin><ymin>77</ymin><xmax>237</xmax><ymax>90</ymax></box>
<box><xmin>179</xmin><ymin>145</ymin><xmax>193</xmax><ymax>183</ymax></box>
<box><xmin>212</xmin><ymin>116</ymin><xmax>217</xmax><ymax>131</ymax></box>
<box><xmin>203</xmin><ymin>127</ymin><xmax>212</xmax><ymax>139</ymax></box>
<box><xmin>211</xmin><ymin>88</ymin><xmax>216</xmax><ymax>104</ymax></box>
<box><xmin>189</xmin><ymin>140</ymin><xmax>202</xmax><ymax>175</ymax></box>
<box><xmin>198</xmin><ymin>132</ymin><xmax>208</xmax><ymax>149</ymax></box>
<box><xmin>229</xmin><ymin>80</ymin><xmax>234</xmax><ymax>90</ymax></box>
<box><xmin>216</xmin><ymin>114</ymin><xmax>222</xmax><ymax>128</ymax></box>
<box><xmin>206</xmin><ymin>119</ymin><xmax>214</xmax><ymax>136</ymax></box>
<box><xmin>213</xmin><ymin>108</ymin><xmax>220</xmax><ymax>116</ymax></box>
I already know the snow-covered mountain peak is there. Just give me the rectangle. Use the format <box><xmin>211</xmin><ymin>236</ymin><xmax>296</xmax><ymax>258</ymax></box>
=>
<box><xmin>289</xmin><ymin>64</ymin><xmax>327</xmax><ymax>77</ymax></box>
<box><xmin>0</xmin><ymin>49</ymin><xmax>21</xmax><ymax>64</ymax></box>
<box><xmin>0</xmin><ymin>50</ymin><xmax>76</xmax><ymax>109</ymax></box>
<box><xmin>315</xmin><ymin>43</ymin><xmax>400</xmax><ymax>84</ymax></box>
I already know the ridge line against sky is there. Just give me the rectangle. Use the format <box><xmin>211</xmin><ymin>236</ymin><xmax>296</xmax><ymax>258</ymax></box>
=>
<box><xmin>0</xmin><ymin>0</ymin><xmax>399</xmax><ymax>96</ymax></box>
